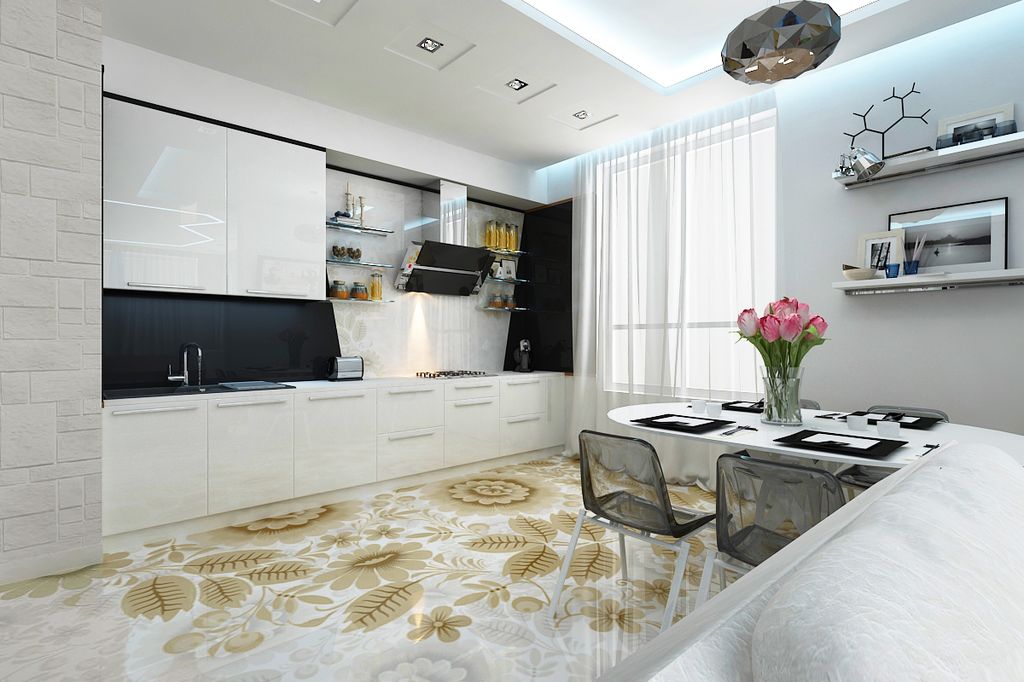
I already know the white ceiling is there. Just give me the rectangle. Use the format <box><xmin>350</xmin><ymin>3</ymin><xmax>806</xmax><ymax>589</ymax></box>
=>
<box><xmin>102</xmin><ymin>0</ymin><xmax>1016</xmax><ymax>170</ymax></box>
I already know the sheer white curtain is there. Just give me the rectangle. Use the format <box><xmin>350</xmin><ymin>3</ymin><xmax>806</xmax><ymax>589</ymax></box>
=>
<box><xmin>568</xmin><ymin>93</ymin><xmax>777</xmax><ymax>488</ymax></box>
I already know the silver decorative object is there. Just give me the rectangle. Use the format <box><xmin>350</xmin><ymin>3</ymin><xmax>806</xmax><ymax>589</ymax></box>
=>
<box><xmin>849</xmin><ymin>147</ymin><xmax>885</xmax><ymax>181</ymax></box>
<box><xmin>723</xmin><ymin>1</ymin><xmax>841</xmax><ymax>85</ymax></box>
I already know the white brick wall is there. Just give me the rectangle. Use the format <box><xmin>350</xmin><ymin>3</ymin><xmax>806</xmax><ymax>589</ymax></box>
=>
<box><xmin>0</xmin><ymin>0</ymin><xmax>101</xmax><ymax>583</ymax></box>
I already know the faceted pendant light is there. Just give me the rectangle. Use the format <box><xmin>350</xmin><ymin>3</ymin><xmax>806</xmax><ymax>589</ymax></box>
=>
<box><xmin>722</xmin><ymin>1</ymin><xmax>841</xmax><ymax>85</ymax></box>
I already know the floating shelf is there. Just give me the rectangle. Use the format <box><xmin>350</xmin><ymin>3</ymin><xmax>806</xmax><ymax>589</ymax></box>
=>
<box><xmin>485</xmin><ymin>276</ymin><xmax>531</xmax><ymax>285</ymax></box>
<box><xmin>478</xmin><ymin>306</ymin><xmax>533</xmax><ymax>313</ymax></box>
<box><xmin>326</xmin><ymin>221</ymin><xmax>394</xmax><ymax>236</ymax></box>
<box><xmin>833</xmin><ymin>268</ymin><xmax>1024</xmax><ymax>295</ymax></box>
<box><xmin>835</xmin><ymin>131</ymin><xmax>1024</xmax><ymax>189</ymax></box>
<box><xmin>487</xmin><ymin>247</ymin><xmax>527</xmax><ymax>257</ymax></box>
<box><xmin>327</xmin><ymin>297</ymin><xmax>394</xmax><ymax>305</ymax></box>
<box><xmin>326</xmin><ymin>258</ymin><xmax>395</xmax><ymax>269</ymax></box>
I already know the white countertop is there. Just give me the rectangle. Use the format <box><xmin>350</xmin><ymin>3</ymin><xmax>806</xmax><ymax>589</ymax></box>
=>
<box><xmin>103</xmin><ymin>371</ymin><xmax>564</xmax><ymax>405</ymax></box>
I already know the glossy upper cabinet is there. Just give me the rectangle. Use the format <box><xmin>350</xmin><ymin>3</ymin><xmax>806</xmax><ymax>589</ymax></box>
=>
<box><xmin>227</xmin><ymin>130</ymin><xmax>326</xmax><ymax>300</ymax></box>
<box><xmin>103</xmin><ymin>98</ymin><xmax>228</xmax><ymax>294</ymax></box>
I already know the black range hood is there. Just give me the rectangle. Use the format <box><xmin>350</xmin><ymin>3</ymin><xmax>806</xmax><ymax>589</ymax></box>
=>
<box><xmin>396</xmin><ymin>240</ymin><xmax>495</xmax><ymax>296</ymax></box>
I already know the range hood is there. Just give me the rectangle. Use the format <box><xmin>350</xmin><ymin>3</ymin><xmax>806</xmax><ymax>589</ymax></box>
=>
<box><xmin>395</xmin><ymin>240</ymin><xmax>495</xmax><ymax>296</ymax></box>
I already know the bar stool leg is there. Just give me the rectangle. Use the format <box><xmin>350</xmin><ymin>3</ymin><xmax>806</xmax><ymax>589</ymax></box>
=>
<box><xmin>618</xmin><ymin>531</ymin><xmax>629</xmax><ymax>581</ymax></box>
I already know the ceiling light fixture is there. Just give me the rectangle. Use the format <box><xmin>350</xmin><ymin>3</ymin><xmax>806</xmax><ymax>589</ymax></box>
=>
<box><xmin>506</xmin><ymin>78</ymin><xmax>529</xmax><ymax>91</ymax></box>
<box><xmin>417</xmin><ymin>37</ymin><xmax>444</xmax><ymax>53</ymax></box>
<box><xmin>722</xmin><ymin>1</ymin><xmax>841</xmax><ymax>85</ymax></box>
<box><xmin>573</xmin><ymin>110</ymin><xmax>589</xmax><ymax>120</ymax></box>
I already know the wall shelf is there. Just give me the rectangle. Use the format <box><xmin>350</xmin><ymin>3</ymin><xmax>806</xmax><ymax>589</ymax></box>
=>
<box><xmin>833</xmin><ymin>268</ymin><xmax>1024</xmax><ymax>295</ymax></box>
<box><xmin>485</xmin><ymin>276</ymin><xmax>531</xmax><ymax>285</ymax></box>
<box><xmin>326</xmin><ymin>258</ymin><xmax>395</xmax><ymax>269</ymax></box>
<box><xmin>478</xmin><ymin>306</ymin><xmax>533</xmax><ymax>313</ymax></box>
<box><xmin>327</xmin><ymin>298</ymin><xmax>394</xmax><ymax>305</ymax></box>
<box><xmin>834</xmin><ymin>131</ymin><xmax>1024</xmax><ymax>189</ymax></box>
<box><xmin>487</xmin><ymin>247</ymin><xmax>527</xmax><ymax>257</ymax></box>
<box><xmin>326</xmin><ymin>220</ymin><xmax>394</xmax><ymax>236</ymax></box>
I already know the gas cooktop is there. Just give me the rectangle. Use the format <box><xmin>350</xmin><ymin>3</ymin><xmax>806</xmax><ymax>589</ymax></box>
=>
<box><xmin>415</xmin><ymin>370</ymin><xmax>495</xmax><ymax>380</ymax></box>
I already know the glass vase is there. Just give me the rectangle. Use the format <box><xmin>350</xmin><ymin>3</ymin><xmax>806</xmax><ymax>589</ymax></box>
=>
<box><xmin>760</xmin><ymin>366</ymin><xmax>804</xmax><ymax>426</ymax></box>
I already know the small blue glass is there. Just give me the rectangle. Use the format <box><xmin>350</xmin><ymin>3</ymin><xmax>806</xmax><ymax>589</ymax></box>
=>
<box><xmin>885</xmin><ymin>263</ymin><xmax>900</xmax><ymax>278</ymax></box>
<box><xmin>904</xmin><ymin>260</ymin><xmax>920</xmax><ymax>275</ymax></box>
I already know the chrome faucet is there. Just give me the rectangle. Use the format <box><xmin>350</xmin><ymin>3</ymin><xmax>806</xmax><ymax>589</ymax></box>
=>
<box><xmin>168</xmin><ymin>343</ymin><xmax>203</xmax><ymax>387</ymax></box>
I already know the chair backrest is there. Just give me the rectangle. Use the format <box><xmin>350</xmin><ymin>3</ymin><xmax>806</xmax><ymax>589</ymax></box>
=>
<box><xmin>716</xmin><ymin>452</ymin><xmax>845</xmax><ymax>567</ymax></box>
<box><xmin>800</xmin><ymin>399</ymin><xmax>821</xmax><ymax>410</ymax></box>
<box><xmin>866</xmin><ymin>405</ymin><xmax>950</xmax><ymax>422</ymax></box>
<box><xmin>578</xmin><ymin>430</ymin><xmax>680</xmax><ymax>536</ymax></box>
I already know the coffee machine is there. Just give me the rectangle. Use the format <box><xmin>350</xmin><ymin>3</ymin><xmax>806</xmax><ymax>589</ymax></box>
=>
<box><xmin>512</xmin><ymin>339</ymin><xmax>532</xmax><ymax>373</ymax></box>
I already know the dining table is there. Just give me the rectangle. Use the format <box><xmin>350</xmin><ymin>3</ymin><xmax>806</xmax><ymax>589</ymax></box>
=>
<box><xmin>607</xmin><ymin>402</ymin><xmax>1024</xmax><ymax>470</ymax></box>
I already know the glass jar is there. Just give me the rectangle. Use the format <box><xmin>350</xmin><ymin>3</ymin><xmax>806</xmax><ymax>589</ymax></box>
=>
<box><xmin>503</xmin><ymin>293</ymin><xmax>516</xmax><ymax>310</ymax></box>
<box><xmin>760</xmin><ymin>366</ymin><xmax>804</xmax><ymax>426</ymax></box>
<box><xmin>369</xmin><ymin>272</ymin><xmax>383</xmax><ymax>301</ymax></box>
<box><xmin>351</xmin><ymin>282</ymin><xmax>369</xmax><ymax>300</ymax></box>
<box><xmin>488</xmin><ymin>293</ymin><xmax>504</xmax><ymax>309</ymax></box>
<box><xmin>330</xmin><ymin>280</ymin><xmax>348</xmax><ymax>299</ymax></box>
<box><xmin>484</xmin><ymin>221</ymin><xmax>495</xmax><ymax>249</ymax></box>
<box><xmin>510</xmin><ymin>224</ymin><xmax>520</xmax><ymax>251</ymax></box>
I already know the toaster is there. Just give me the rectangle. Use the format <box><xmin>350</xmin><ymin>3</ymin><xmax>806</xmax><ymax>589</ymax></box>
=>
<box><xmin>327</xmin><ymin>356</ymin><xmax>363</xmax><ymax>381</ymax></box>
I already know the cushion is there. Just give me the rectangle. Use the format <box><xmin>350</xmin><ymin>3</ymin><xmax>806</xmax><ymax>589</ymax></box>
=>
<box><xmin>751</xmin><ymin>444</ymin><xmax>1024</xmax><ymax>681</ymax></box>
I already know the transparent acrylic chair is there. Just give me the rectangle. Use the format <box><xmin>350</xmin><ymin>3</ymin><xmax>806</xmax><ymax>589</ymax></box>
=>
<box><xmin>837</xmin><ymin>405</ymin><xmax>950</xmax><ymax>490</ymax></box>
<box><xmin>695</xmin><ymin>452</ymin><xmax>846</xmax><ymax>606</ymax></box>
<box><xmin>549</xmin><ymin>431</ymin><xmax>715</xmax><ymax>631</ymax></box>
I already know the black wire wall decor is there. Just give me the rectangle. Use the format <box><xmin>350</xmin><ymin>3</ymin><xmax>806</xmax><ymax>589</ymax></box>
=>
<box><xmin>843</xmin><ymin>83</ymin><xmax>933</xmax><ymax>159</ymax></box>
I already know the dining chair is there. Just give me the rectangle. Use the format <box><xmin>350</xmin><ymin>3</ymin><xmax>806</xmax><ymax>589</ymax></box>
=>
<box><xmin>549</xmin><ymin>430</ymin><xmax>715</xmax><ymax>631</ymax></box>
<box><xmin>799</xmin><ymin>399</ymin><xmax>821</xmax><ymax>410</ymax></box>
<box><xmin>837</xmin><ymin>405</ymin><xmax>950</xmax><ymax>490</ymax></box>
<box><xmin>695</xmin><ymin>452</ymin><xmax>846</xmax><ymax>606</ymax></box>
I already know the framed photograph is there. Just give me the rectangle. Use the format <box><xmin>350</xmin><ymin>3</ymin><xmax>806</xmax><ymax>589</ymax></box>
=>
<box><xmin>501</xmin><ymin>259</ymin><xmax>517</xmax><ymax>279</ymax></box>
<box><xmin>937</xmin><ymin>104</ymin><xmax>1014</xmax><ymax>146</ymax></box>
<box><xmin>858</xmin><ymin>229</ymin><xmax>906</xmax><ymax>272</ymax></box>
<box><xmin>889</xmin><ymin>198</ymin><xmax>1007</xmax><ymax>274</ymax></box>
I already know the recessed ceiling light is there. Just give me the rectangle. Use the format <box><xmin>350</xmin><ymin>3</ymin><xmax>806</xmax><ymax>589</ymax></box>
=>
<box><xmin>573</xmin><ymin>110</ymin><xmax>589</xmax><ymax>120</ymax></box>
<box><xmin>417</xmin><ymin>37</ymin><xmax>444</xmax><ymax>53</ymax></box>
<box><xmin>506</xmin><ymin>78</ymin><xmax>529</xmax><ymax>91</ymax></box>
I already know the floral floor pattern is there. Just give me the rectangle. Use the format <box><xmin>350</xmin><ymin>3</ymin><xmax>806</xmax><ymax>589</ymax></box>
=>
<box><xmin>0</xmin><ymin>456</ymin><xmax>719</xmax><ymax>681</ymax></box>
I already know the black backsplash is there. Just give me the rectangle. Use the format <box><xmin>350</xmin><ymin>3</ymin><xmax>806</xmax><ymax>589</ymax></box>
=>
<box><xmin>102</xmin><ymin>291</ymin><xmax>341</xmax><ymax>389</ymax></box>
<box><xmin>503</xmin><ymin>201</ymin><xmax>574</xmax><ymax>373</ymax></box>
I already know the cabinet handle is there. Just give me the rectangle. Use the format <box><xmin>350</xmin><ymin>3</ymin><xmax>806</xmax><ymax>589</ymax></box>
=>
<box><xmin>388</xmin><ymin>387</ymin><xmax>436</xmax><ymax>395</ymax></box>
<box><xmin>453</xmin><ymin>383</ymin><xmax>495</xmax><ymax>390</ymax></box>
<box><xmin>127</xmin><ymin>282</ymin><xmax>206</xmax><ymax>291</ymax></box>
<box><xmin>246</xmin><ymin>289</ymin><xmax>307</xmax><ymax>297</ymax></box>
<box><xmin>217</xmin><ymin>399</ymin><xmax>288</xmax><ymax>408</ymax></box>
<box><xmin>508</xmin><ymin>415</ymin><xmax>541</xmax><ymax>424</ymax></box>
<box><xmin>454</xmin><ymin>398</ymin><xmax>494</xmax><ymax>407</ymax></box>
<box><xmin>110</xmin><ymin>405</ymin><xmax>199</xmax><ymax>416</ymax></box>
<box><xmin>308</xmin><ymin>393</ymin><xmax>366</xmax><ymax>401</ymax></box>
<box><xmin>387</xmin><ymin>429</ymin><xmax>437</xmax><ymax>441</ymax></box>
<box><xmin>507</xmin><ymin>379</ymin><xmax>541</xmax><ymax>386</ymax></box>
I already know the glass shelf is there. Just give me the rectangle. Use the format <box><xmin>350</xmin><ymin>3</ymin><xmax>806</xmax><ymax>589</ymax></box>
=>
<box><xmin>327</xmin><ymin>297</ymin><xmax>395</xmax><ymax>305</ymax></box>
<box><xmin>326</xmin><ymin>221</ymin><xmax>394</xmax><ymax>236</ymax></box>
<box><xmin>487</xmin><ymin>247</ymin><xmax>527</xmax><ymax>257</ymax></box>
<box><xmin>485</xmin><ymin>276</ymin><xmax>531</xmax><ymax>285</ymax></box>
<box><xmin>478</xmin><ymin>306</ymin><xmax>533</xmax><ymax>313</ymax></box>
<box><xmin>326</xmin><ymin>258</ymin><xmax>395</xmax><ymax>269</ymax></box>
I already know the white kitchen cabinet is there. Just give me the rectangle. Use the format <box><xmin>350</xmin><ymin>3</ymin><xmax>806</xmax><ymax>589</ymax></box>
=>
<box><xmin>226</xmin><ymin>130</ymin><xmax>326</xmax><ymax>300</ymax></box>
<box><xmin>499</xmin><ymin>413</ymin><xmax>547</xmax><ymax>456</ymax></box>
<box><xmin>444</xmin><ymin>377</ymin><xmax>499</xmax><ymax>401</ymax></box>
<box><xmin>499</xmin><ymin>376</ymin><xmax>547</xmax><ymax>417</ymax></box>
<box><xmin>208</xmin><ymin>395</ymin><xmax>294</xmax><ymax>514</ymax></box>
<box><xmin>541</xmin><ymin>373</ymin><xmax>566</xmax><ymax>449</ymax></box>
<box><xmin>294</xmin><ymin>389</ymin><xmax>376</xmax><ymax>497</ymax></box>
<box><xmin>103</xmin><ymin>98</ymin><xmax>227</xmax><ymax>294</ymax></box>
<box><xmin>377</xmin><ymin>385</ymin><xmax>444</xmax><ymax>433</ymax></box>
<box><xmin>445</xmin><ymin>397</ymin><xmax>499</xmax><ymax>466</ymax></box>
<box><xmin>377</xmin><ymin>427</ymin><xmax>445</xmax><ymax>480</ymax></box>
<box><xmin>102</xmin><ymin>401</ymin><xmax>208</xmax><ymax>534</ymax></box>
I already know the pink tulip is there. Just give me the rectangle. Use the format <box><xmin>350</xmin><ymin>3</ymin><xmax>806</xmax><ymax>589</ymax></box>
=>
<box><xmin>807</xmin><ymin>315</ymin><xmax>828</xmax><ymax>338</ymax></box>
<box><xmin>737</xmin><ymin>308</ymin><xmax>760</xmax><ymax>337</ymax></box>
<box><xmin>779</xmin><ymin>314</ymin><xmax>804</xmax><ymax>342</ymax></box>
<box><xmin>760</xmin><ymin>315</ymin><xmax>781</xmax><ymax>342</ymax></box>
<box><xmin>796</xmin><ymin>302</ymin><xmax>811</xmax><ymax>326</ymax></box>
<box><xmin>773</xmin><ymin>297</ymin><xmax>797</xmax><ymax>318</ymax></box>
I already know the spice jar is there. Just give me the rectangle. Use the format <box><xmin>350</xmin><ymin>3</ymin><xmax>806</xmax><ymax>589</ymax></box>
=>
<box><xmin>489</xmin><ymin>293</ymin><xmax>504</xmax><ymax>308</ymax></box>
<box><xmin>369</xmin><ymin>272</ymin><xmax>383</xmax><ymax>301</ymax></box>
<box><xmin>350</xmin><ymin>282</ymin><xmax>369</xmax><ymax>300</ymax></box>
<box><xmin>330</xmin><ymin>280</ymin><xmax>348</xmax><ymax>299</ymax></box>
<box><xmin>503</xmin><ymin>293</ymin><xmax>516</xmax><ymax>309</ymax></box>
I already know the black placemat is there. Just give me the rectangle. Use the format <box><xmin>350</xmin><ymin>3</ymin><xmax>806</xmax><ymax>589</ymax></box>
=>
<box><xmin>722</xmin><ymin>400</ymin><xmax>764</xmax><ymax>414</ymax></box>
<box><xmin>845</xmin><ymin>411</ymin><xmax>942</xmax><ymax>430</ymax></box>
<box><xmin>631</xmin><ymin>413</ymin><xmax>735</xmax><ymax>434</ymax></box>
<box><xmin>774</xmin><ymin>429</ymin><xmax>907</xmax><ymax>458</ymax></box>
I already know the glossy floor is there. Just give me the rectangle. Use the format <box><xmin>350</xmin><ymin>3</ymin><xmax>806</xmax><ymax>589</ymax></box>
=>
<box><xmin>0</xmin><ymin>457</ymin><xmax>721</xmax><ymax>681</ymax></box>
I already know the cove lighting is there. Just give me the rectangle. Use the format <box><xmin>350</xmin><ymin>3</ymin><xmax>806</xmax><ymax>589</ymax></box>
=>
<box><xmin>502</xmin><ymin>0</ymin><xmax>894</xmax><ymax>93</ymax></box>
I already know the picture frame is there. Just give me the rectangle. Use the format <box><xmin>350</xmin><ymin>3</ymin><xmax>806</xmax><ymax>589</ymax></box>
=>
<box><xmin>501</xmin><ymin>259</ymin><xmax>517</xmax><ymax>280</ymax></box>
<box><xmin>937</xmin><ymin>104</ymin><xmax>1015</xmax><ymax>146</ymax></box>
<box><xmin>888</xmin><ymin>198</ymin><xmax>1008</xmax><ymax>275</ymax></box>
<box><xmin>858</xmin><ymin>229</ymin><xmax>906</xmax><ymax>272</ymax></box>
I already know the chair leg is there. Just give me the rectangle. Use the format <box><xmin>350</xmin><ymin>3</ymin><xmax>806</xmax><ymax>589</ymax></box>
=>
<box><xmin>696</xmin><ymin>549</ymin><xmax>716</xmax><ymax>607</ymax></box>
<box><xmin>618</xmin><ymin>531</ymin><xmax>629</xmax><ymax>581</ymax></box>
<box><xmin>548</xmin><ymin>508</ymin><xmax>586</xmax><ymax>619</ymax></box>
<box><xmin>660</xmin><ymin>542</ymin><xmax>689</xmax><ymax>631</ymax></box>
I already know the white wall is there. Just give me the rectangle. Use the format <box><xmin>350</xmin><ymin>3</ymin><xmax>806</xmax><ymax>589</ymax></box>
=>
<box><xmin>101</xmin><ymin>38</ymin><xmax>547</xmax><ymax>205</ymax></box>
<box><xmin>774</xmin><ymin>1</ymin><xmax>1024</xmax><ymax>433</ymax></box>
<box><xmin>0</xmin><ymin>0</ymin><xmax>103</xmax><ymax>583</ymax></box>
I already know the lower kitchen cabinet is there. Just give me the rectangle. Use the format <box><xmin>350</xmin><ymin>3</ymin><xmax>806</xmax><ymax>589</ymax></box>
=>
<box><xmin>377</xmin><ymin>385</ymin><xmax>444</xmax><ymax>433</ymax></box>
<box><xmin>541</xmin><ymin>373</ymin><xmax>566</xmax><ymax>449</ymax></box>
<box><xmin>378</xmin><ymin>427</ymin><xmax>444</xmax><ymax>480</ymax></box>
<box><xmin>208</xmin><ymin>395</ymin><xmax>295</xmax><ymax>514</ymax></box>
<box><xmin>444</xmin><ymin>397</ymin><xmax>499</xmax><ymax>466</ymax></box>
<box><xmin>499</xmin><ymin>413</ymin><xmax>547</xmax><ymax>456</ymax></box>
<box><xmin>294</xmin><ymin>388</ymin><xmax>376</xmax><ymax>497</ymax></box>
<box><xmin>103</xmin><ymin>400</ymin><xmax>208</xmax><ymax>534</ymax></box>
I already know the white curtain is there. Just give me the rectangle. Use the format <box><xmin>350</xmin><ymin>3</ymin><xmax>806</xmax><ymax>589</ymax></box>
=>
<box><xmin>568</xmin><ymin>93</ymin><xmax>778</xmax><ymax>488</ymax></box>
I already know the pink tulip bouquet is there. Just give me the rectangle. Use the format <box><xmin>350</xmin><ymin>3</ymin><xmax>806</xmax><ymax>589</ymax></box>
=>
<box><xmin>736</xmin><ymin>297</ymin><xmax>828</xmax><ymax>424</ymax></box>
